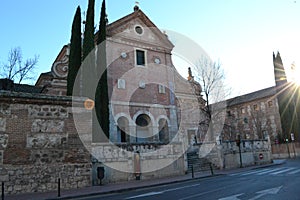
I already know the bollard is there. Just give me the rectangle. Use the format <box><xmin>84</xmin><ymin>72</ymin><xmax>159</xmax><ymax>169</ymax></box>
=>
<box><xmin>2</xmin><ymin>182</ymin><xmax>4</xmax><ymax>200</ymax></box>
<box><xmin>58</xmin><ymin>178</ymin><xmax>61</xmax><ymax>197</ymax></box>
<box><xmin>209</xmin><ymin>163</ymin><xmax>214</xmax><ymax>176</ymax></box>
<box><xmin>191</xmin><ymin>165</ymin><xmax>194</xmax><ymax>179</ymax></box>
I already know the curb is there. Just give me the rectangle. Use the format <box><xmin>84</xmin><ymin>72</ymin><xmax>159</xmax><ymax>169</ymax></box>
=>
<box><xmin>45</xmin><ymin>161</ymin><xmax>285</xmax><ymax>200</ymax></box>
<box><xmin>45</xmin><ymin>174</ymin><xmax>223</xmax><ymax>200</ymax></box>
<box><xmin>250</xmin><ymin>159</ymin><xmax>286</xmax><ymax>170</ymax></box>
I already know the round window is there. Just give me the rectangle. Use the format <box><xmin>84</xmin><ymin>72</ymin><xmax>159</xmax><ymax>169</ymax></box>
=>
<box><xmin>135</xmin><ymin>26</ymin><xmax>143</xmax><ymax>35</ymax></box>
<box><xmin>154</xmin><ymin>58</ymin><xmax>161</xmax><ymax>64</ymax></box>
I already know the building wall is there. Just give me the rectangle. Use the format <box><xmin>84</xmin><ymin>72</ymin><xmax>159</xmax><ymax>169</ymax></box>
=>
<box><xmin>223</xmin><ymin>96</ymin><xmax>282</xmax><ymax>142</ymax></box>
<box><xmin>0</xmin><ymin>92</ymin><xmax>91</xmax><ymax>194</ymax></box>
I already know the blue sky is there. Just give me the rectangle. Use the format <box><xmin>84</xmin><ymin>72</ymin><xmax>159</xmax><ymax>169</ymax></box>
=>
<box><xmin>0</xmin><ymin>0</ymin><xmax>299</xmax><ymax>97</ymax></box>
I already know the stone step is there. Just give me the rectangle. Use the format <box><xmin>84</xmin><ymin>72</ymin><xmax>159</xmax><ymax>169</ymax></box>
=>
<box><xmin>186</xmin><ymin>152</ymin><xmax>219</xmax><ymax>173</ymax></box>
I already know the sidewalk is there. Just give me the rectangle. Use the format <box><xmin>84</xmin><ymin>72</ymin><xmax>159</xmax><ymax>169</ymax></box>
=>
<box><xmin>5</xmin><ymin>160</ymin><xmax>285</xmax><ymax>200</ymax></box>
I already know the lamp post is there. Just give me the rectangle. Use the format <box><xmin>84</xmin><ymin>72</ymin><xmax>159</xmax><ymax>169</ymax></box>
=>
<box><xmin>291</xmin><ymin>133</ymin><xmax>296</xmax><ymax>158</ymax></box>
<box><xmin>286</xmin><ymin>138</ymin><xmax>291</xmax><ymax>158</ymax></box>
<box><xmin>236</xmin><ymin>134</ymin><xmax>243</xmax><ymax>168</ymax></box>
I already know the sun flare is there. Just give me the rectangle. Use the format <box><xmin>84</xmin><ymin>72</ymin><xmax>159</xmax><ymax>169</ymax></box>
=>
<box><xmin>294</xmin><ymin>77</ymin><xmax>300</xmax><ymax>86</ymax></box>
<box><xmin>290</xmin><ymin>62</ymin><xmax>300</xmax><ymax>86</ymax></box>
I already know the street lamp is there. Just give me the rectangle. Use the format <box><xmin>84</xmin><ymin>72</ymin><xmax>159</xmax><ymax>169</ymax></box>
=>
<box><xmin>236</xmin><ymin>134</ymin><xmax>243</xmax><ymax>168</ymax></box>
<box><xmin>285</xmin><ymin>138</ymin><xmax>291</xmax><ymax>158</ymax></box>
<box><xmin>291</xmin><ymin>133</ymin><xmax>296</xmax><ymax>158</ymax></box>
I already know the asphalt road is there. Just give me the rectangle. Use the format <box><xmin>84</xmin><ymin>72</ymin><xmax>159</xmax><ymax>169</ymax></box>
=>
<box><xmin>74</xmin><ymin>159</ymin><xmax>300</xmax><ymax>200</ymax></box>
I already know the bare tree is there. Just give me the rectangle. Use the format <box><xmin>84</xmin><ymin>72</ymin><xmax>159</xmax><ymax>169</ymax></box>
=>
<box><xmin>195</xmin><ymin>59</ymin><xmax>227</xmax><ymax>117</ymax></box>
<box><xmin>247</xmin><ymin>108</ymin><xmax>272</xmax><ymax>140</ymax></box>
<box><xmin>193</xmin><ymin>58</ymin><xmax>231</xmax><ymax>142</ymax></box>
<box><xmin>1</xmin><ymin>47</ymin><xmax>39</xmax><ymax>83</ymax></box>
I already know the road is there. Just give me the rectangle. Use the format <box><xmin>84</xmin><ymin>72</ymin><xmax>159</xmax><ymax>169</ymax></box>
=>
<box><xmin>74</xmin><ymin>159</ymin><xmax>300</xmax><ymax>200</ymax></box>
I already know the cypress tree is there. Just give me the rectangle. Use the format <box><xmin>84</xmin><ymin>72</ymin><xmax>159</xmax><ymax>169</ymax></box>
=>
<box><xmin>82</xmin><ymin>0</ymin><xmax>95</xmax><ymax>60</ymax></box>
<box><xmin>67</xmin><ymin>6</ymin><xmax>82</xmax><ymax>96</ymax></box>
<box><xmin>97</xmin><ymin>0</ymin><xmax>106</xmax><ymax>45</ymax></box>
<box><xmin>95</xmin><ymin>0</ymin><xmax>109</xmax><ymax>141</ymax></box>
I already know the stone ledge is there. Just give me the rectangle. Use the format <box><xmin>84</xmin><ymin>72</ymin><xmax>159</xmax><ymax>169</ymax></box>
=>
<box><xmin>0</xmin><ymin>91</ymin><xmax>89</xmax><ymax>106</ymax></box>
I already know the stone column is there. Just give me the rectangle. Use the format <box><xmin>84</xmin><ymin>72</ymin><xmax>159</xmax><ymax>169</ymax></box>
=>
<box><xmin>152</xmin><ymin>126</ymin><xmax>159</xmax><ymax>142</ymax></box>
<box><xmin>169</xmin><ymin>107</ymin><xmax>178</xmax><ymax>140</ymax></box>
<box><xmin>130</xmin><ymin>125</ymin><xmax>136</xmax><ymax>143</ymax></box>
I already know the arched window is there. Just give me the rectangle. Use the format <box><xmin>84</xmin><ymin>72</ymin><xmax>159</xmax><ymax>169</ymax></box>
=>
<box><xmin>136</xmin><ymin>114</ymin><xmax>152</xmax><ymax>143</ymax></box>
<box><xmin>117</xmin><ymin>117</ymin><xmax>129</xmax><ymax>143</ymax></box>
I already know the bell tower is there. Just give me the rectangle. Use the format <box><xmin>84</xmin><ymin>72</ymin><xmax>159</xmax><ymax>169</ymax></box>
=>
<box><xmin>273</xmin><ymin>51</ymin><xmax>287</xmax><ymax>87</ymax></box>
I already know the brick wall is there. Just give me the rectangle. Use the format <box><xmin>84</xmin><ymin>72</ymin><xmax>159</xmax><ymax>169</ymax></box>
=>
<box><xmin>0</xmin><ymin>91</ymin><xmax>91</xmax><ymax>194</ymax></box>
<box><xmin>224</xmin><ymin>97</ymin><xmax>282</xmax><ymax>141</ymax></box>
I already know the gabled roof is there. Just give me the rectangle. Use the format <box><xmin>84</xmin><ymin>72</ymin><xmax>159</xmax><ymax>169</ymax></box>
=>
<box><xmin>97</xmin><ymin>7</ymin><xmax>174</xmax><ymax>49</ymax></box>
<box><xmin>35</xmin><ymin>71</ymin><xmax>53</xmax><ymax>87</ymax></box>
<box><xmin>226</xmin><ymin>86</ymin><xmax>276</xmax><ymax>107</ymax></box>
<box><xmin>54</xmin><ymin>45</ymin><xmax>69</xmax><ymax>61</ymax></box>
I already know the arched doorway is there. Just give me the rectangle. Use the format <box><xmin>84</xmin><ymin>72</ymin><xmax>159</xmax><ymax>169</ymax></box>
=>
<box><xmin>117</xmin><ymin>117</ymin><xmax>129</xmax><ymax>143</ymax></box>
<box><xmin>158</xmin><ymin>118</ymin><xmax>169</xmax><ymax>143</ymax></box>
<box><xmin>135</xmin><ymin>114</ymin><xmax>152</xmax><ymax>143</ymax></box>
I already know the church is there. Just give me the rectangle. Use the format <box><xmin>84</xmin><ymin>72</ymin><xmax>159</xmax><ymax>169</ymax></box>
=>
<box><xmin>35</xmin><ymin>5</ymin><xmax>208</xmax><ymax>185</ymax></box>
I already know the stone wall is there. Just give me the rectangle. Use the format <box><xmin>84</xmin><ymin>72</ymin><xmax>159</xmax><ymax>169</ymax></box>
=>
<box><xmin>221</xmin><ymin>139</ymin><xmax>272</xmax><ymax>169</ymax></box>
<box><xmin>272</xmin><ymin>142</ymin><xmax>300</xmax><ymax>159</ymax></box>
<box><xmin>91</xmin><ymin>142</ymin><xmax>185</xmax><ymax>184</ymax></box>
<box><xmin>0</xmin><ymin>91</ymin><xmax>91</xmax><ymax>194</ymax></box>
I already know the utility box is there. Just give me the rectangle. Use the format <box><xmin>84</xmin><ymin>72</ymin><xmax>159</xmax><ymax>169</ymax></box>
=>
<box><xmin>97</xmin><ymin>166</ymin><xmax>105</xmax><ymax>180</ymax></box>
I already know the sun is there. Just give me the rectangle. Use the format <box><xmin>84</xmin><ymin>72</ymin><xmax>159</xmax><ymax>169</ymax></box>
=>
<box><xmin>291</xmin><ymin>69</ymin><xmax>300</xmax><ymax>86</ymax></box>
<box><xmin>290</xmin><ymin>62</ymin><xmax>300</xmax><ymax>86</ymax></box>
<box><xmin>293</xmin><ymin>77</ymin><xmax>300</xmax><ymax>86</ymax></box>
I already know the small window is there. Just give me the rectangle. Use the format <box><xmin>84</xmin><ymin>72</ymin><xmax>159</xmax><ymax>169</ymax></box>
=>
<box><xmin>158</xmin><ymin>85</ymin><xmax>165</xmax><ymax>94</ymax></box>
<box><xmin>268</xmin><ymin>101</ymin><xmax>273</xmax><ymax>107</ymax></box>
<box><xmin>117</xmin><ymin>79</ymin><xmax>126</xmax><ymax>89</ymax></box>
<box><xmin>227</xmin><ymin>111</ymin><xmax>232</xmax><ymax>117</ymax></box>
<box><xmin>136</xmin><ymin>50</ymin><xmax>145</xmax><ymax>66</ymax></box>
<box><xmin>253</xmin><ymin>104</ymin><xmax>259</xmax><ymax>111</ymax></box>
<box><xmin>241</xmin><ymin>108</ymin><xmax>246</xmax><ymax>114</ymax></box>
<box><xmin>154</xmin><ymin>58</ymin><xmax>161</xmax><ymax>64</ymax></box>
<box><xmin>139</xmin><ymin>81</ymin><xmax>146</xmax><ymax>89</ymax></box>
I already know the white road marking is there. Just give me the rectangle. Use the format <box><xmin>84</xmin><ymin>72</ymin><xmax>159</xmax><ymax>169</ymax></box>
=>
<box><xmin>218</xmin><ymin>193</ymin><xmax>244</xmax><ymax>200</ymax></box>
<box><xmin>256</xmin><ymin>167</ymin><xmax>286</xmax><ymax>175</ymax></box>
<box><xmin>163</xmin><ymin>183</ymin><xmax>202</xmax><ymax>192</ymax></box>
<box><xmin>230</xmin><ymin>167</ymin><xmax>299</xmax><ymax>176</ymax></box>
<box><xmin>125</xmin><ymin>192</ymin><xmax>163</xmax><ymax>199</ymax></box>
<box><xmin>218</xmin><ymin>186</ymin><xmax>282</xmax><ymax>200</ymax></box>
<box><xmin>270</xmin><ymin>167</ymin><xmax>295</xmax><ymax>175</ymax></box>
<box><xmin>249</xmin><ymin>186</ymin><xmax>282</xmax><ymax>200</ymax></box>
<box><xmin>178</xmin><ymin>183</ymin><xmax>239</xmax><ymax>200</ymax></box>
<box><xmin>125</xmin><ymin>183</ymin><xmax>201</xmax><ymax>199</ymax></box>
<box><xmin>238</xmin><ymin>168</ymin><xmax>272</xmax><ymax>176</ymax></box>
<box><xmin>287</xmin><ymin>168</ymin><xmax>300</xmax><ymax>175</ymax></box>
